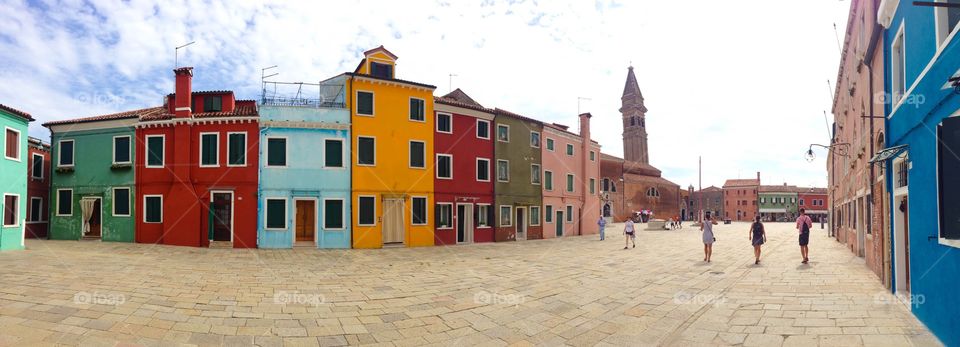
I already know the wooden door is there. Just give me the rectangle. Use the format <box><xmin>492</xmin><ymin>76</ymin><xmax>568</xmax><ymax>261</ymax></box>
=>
<box><xmin>383</xmin><ymin>199</ymin><xmax>404</xmax><ymax>244</ymax></box>
<box><xmin>211</xmin><ymin>192</ymin><xmax>232</xmax><ymax>242</ymax></box>
<box><xmin>296</xmin><ymin>200</ymin><xmax>316</xmax><ymax>242</ymax></box>
<box><xmin>88</xmin><ymin>199</ymin><xmax>102</xmax><ymax>238</ymax></box>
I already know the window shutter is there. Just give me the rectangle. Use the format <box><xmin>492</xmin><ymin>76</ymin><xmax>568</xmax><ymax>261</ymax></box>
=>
<box><xmin>939</xmin><ymin>117</ymin><xmax>960</xmax><ymax>239</ymax></box>
<box><xmin>488</xmin><ymin>206</ymin><xmax>495</xmax><ymax>227</ymax></box>
<box><xmin>435</xmin><ymin>204</ymin><xmax>441</xmax><ymax>226</ymax></box>
<box><xmin>474</xmin><ymin>205</ymin><xmax>480</xmax><ymax>226</ymax></box>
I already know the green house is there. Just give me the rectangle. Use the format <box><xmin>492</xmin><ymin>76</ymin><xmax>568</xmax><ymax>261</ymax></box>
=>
<box><xmin>1</xmin><ymin>104</ymin><xmax>34</xmax><ymax>251</ymax></box>
<box><xmin>43</xmin><ymin>109</ymin><xmax>144</xmax><ymax>242</ymax></box>
<box><xmin>493</xmin><ymin>108</ymin><xmax>544</xmax><ymax>241</ymax></box>
<box><xmin>759</xmin><ymin>185</ymin><xmax>799</xmax><ymax>222</ymax></box>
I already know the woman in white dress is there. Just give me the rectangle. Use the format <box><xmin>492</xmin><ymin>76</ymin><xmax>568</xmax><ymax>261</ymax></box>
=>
<box><xmin>700</xmin><ymin>212</ymin><xmax>718</xmax><ymax>262</ymax></box>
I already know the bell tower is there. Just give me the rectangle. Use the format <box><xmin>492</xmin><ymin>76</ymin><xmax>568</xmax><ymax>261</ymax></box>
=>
<box><xmin>620</xmin><ymin>66</ymin><xmax>649</xmax><ymax>164</ymax></box>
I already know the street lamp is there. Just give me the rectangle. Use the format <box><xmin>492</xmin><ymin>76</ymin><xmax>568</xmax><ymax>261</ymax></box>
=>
<box><xmin>805</xmin><ymin>143</ymin><xmax>851</xmax><ymax>162</ymax></box>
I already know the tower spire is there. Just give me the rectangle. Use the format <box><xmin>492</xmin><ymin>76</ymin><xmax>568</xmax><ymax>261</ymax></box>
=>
<box><xmin>620</xmin><ymin>66</ymin><xmax>649</xmax><ymax>164</ymax></box>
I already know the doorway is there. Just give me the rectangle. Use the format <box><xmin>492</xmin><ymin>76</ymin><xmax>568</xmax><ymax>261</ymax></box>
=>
<box><xmin>80</xmin><ymin>197</ymin><xmax>102</xmax><ymax>239</ymax></box>
<box><xmin>382</xmin><ymin>198</ymin><xmax>405</xmax><ymax>245</ymax></box>
<box><xmin>515</xmin><ymin>207</ymin><xmax>526</xmax><ymax>240</ymax></box>
<box><xmin>295</xmin><ymin>199</ymin><xmax>317</xmax><ymax>244</ymax></box>
<box><xmin>457</xmin><ymin>203</ymin><xmax>473</xmax><ymax>244</ymax></box>
<box><xmin>555</xmin><ymin>210</ymin><xmax>564</xmax><ymax>237</ymax></box>
<box><xmin>894</xmin><ymin>193</ymin><xmax>910</xmax><ymax>295</ymax></box>
<box><xmin>857</xmin><ymin>197</ymin><xmax>865</xmax><ymax>257</ymax></box>
<box><xmin>210</xmin><ymin>191</ymin><xmax>233</xmax><ymax>242</ymax></box>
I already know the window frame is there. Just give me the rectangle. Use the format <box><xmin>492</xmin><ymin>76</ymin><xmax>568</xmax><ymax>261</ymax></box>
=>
<box><xmin>409</xmin><ymin>140</ymin><xmax>426</xmax><ymax>169</ymax></box>
<box><xmin>356</xmin><ymin>90</ymin><xmax>375</xmax><ymax>116</ymax></box>
<box><xmin>530</xmin><ymin>206</ymin><xmax>541</xmax><ymax>226</ymax></box>
<box><xmin>323</xmin><ymin>138</ymin><xmax>345</xmax><ymax>169</ymax></box>
<box><xmin>497</xmin><ymin>124</ymin><xmax>510</xmax><ymax>142</ymax></box>
<box><xmin>30</xmin><ymin>153</ymin><xmax>44</xmax><ymax>179</ymax></box>
<box><xmin>263</xmin><ymin>197</ymin><xmax>288</xmax><ymax>230</ymax></box>
<box><xmin>112</xmin><ymin>135</ymin><xmax>132</xmax><ymax>165</ymax></box>
<box><xmin>436</xmin><ymin>153</ymin><xmax>453</xmax><ymax>180</ymax></box>
<box><xmin>357</xmin><ymin>195</ymin><xmax>377</xmax><ymax>226</ymax></box>
<box><xmin>476</xmin><ymin>158</ymin><xmax>491</xmax><ymax>182</ymax></box>
<box><xmin>497</xmin><ymin>159</ymin><xmax>510</xmax><ymax>182</ymax></box>
<box><xmin>935</xmin><ymin>0</ymin><xmax>960</xmax><ymax>49</ymax></box>
<box><xmin>436</xmin><ymin>202</ymin><xmax>454</xmax><ymax>230</ymax></box>
<box><xmin>204</xmin><ymin>95</ymin><xmax>222</xmax><ymax>112</ymax></box>
<box><xmin>2</xmin><ymin>193</ymin><xmax>19</xmax><ymax>227</ymax></box>
<box><xmin>265</xmin><ymin>136</ymin><xmax>289</xmax><ymax>168</ymax></box>
<box><xmin>589</xmin><ymin>178</ymin><xmax>596</xmax><ymax>195</ymax></box>
<box><xmin>199</xmin><ymin>132</ymin><xmax>220</xmax><ymax>168</ymax></box>
<box><xmin>891</xmin><ymin>23</ymin><xmax>907</xmax><ymax>108</ymax></box>
<box><xmin>531</xmin><ymin>164</ymin><xmax>541</xmax><ymax>185</ymax></box>
<box><xmin>565</xmin><ymin>205</ymin><xmax>573</xmax><ymax>223</ymax></box>
<box><xmin>28</xmin><ymin>196</ymin><xmax>42</xmax><ymax>223</ymax></box>
<box><xmin>545</xmin><ymin>205</ymin><xmax>553</xmax><ymax>223</ymax></box>
<box><xmin>112</xmin><ymin>187</ymin><xmax>131</xmax><ymax>217</ymax></box>
<box><xmin>57</xmin><ymin>139</ymin><xmax>75</xmax><ymax>168</ymax></box>
<box><xmin>590</xmin><ymin>151</ymin><xmax>596</xmax><ymax>161</ymax></box>
<box><xmin>226</xmin><ymin>132</ymin><xmax>248</xmax><ymax>167</ymax></box>
<box><xmin>544</xmin><ymin>170</ymin><xmax>553</xmax><ymax>191</ymax></box>
<box><xmin>477</xmin><ymin>204</ymin><xmax>491</xmax><ymax>228</ymax></box>
<box><xmin>411</xmin><ymin>196</ymin><xmax>428</xmax><ymax>226</ymax></box>
<box><xmin>546</xmin><ymin>138</ymin><xmax>554</xmax><ymax>151</ymax></box>
<box><xmin>566</xmin><ymin>143</ymin><xmax>574</xmax><ymax>156</ymax></box>
<box><xmin>143</xmin><ymin>194</ymin><xmax>163</xmax><ymax>224</ymax></box>
<box><xmin>4</xmin><ymin>127</ymin><xmax>20</xmax><ymax>162</ymax></box>
<box><xmin>56</xmin><ymin>189</ymin><xmax>73</xmax><ymax>216</ymax></box>
<box><xmin>357</xmin><ymin>136</ymin><xmax>376</xmax><ymax>167</ymax></box>
<box><xmin>476</xmin><ymin>119</ymin><xmax>491</xmax><ymax>140</ymax></box>
<box><xmin>144</xmin><ymin>135</ymin><xmax>164</xmax><ymax>168</ymax></box>
<box><xmin>499</xmin><ymin>205</ymin><xmax>513</xmax><ymax>227</ymax></box>
<box><xmin>530</xmin><ymin>131</ymin><xmax>540</xmax><ymax>148</ymax></box>
<box><xmin>409</xmin><ymin>97</ymin><xmax>426</xmax><ymax>122</ymax></box>
<box><xmin>566</xmin><ymin>173</ymin><xmax>575</xmax><ymax>193</ymax></box>
<box><xmin>436</xmin><ymin>112</ymin><xmax>452</xmax><ymax>134</ymax></box>
<box><xmin>322</xmin><ymin>198</ymin><xmax>346</xmax><ymax>231</ymax></box>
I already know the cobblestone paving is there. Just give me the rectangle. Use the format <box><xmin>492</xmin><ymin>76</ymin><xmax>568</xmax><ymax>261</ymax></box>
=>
<box><xmin>0</xmin><ymin>222</ymin><xmax>942</xmax><ymax>346</ymax></box>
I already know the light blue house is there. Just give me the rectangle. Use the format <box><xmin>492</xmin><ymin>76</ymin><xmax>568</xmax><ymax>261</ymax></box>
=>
<box><xmin>257</xmin><ymin>77</ymin><xmax>351</xmax><ymax>249</ymax></box>
<box><xmin>873</xmin><ymin>1</ymin><xmax>960</xmax><ymax>344</ymax></box>
<box><xmin>0</xmin><ymin>104</ymin><xmax>33</xmax><ymax>251</ymax></box>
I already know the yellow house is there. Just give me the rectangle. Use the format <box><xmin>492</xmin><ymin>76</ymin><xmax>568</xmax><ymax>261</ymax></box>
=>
<box><xmin>345</xmin><ymin>46</ymin><xmax>437</xmax><ymax>248</ymax></box>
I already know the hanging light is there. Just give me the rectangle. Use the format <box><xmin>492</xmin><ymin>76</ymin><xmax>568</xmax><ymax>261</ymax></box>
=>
<box><xmin>805</xmin><ymin>148</ymin><xmax>816</xmax><ymax>162</ymax></box>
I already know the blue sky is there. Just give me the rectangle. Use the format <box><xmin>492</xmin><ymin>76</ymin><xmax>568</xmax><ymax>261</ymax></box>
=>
<box><xmin>0</xmin><ymin>0</ymin><xmax>851</xmax><ymax>188</ymax></box>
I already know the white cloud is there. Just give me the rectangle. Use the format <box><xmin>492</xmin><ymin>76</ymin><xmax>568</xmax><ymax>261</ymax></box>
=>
<box><xmin>0</xmin><ymin>0</ymin><xmax>849</xmax><ymax>187</ymax></box>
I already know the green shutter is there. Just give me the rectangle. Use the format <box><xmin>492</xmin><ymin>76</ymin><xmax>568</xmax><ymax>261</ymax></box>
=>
<box><xmin>410</xmin><ymin>142</ymin><xmax>424</xmax><ymax>168</ymax></box>
<box><xmin>201</xmin><ymin>134</ymin><xmax>217</xmax><ymax>165</ymax></box>
<box><xmin>147</xmin><ymin>137</ymin><xmax>163</xmax><ymax>166</ymax></box>
<box><xmin>358</xmin><ymin>92</ymin><xmax>374</xmax><ymax>115</ymax></box>
<box><xmin>324</xmin><ymin>200</ymin><xmax>344</xmax><ymax>229</ymax></box>
<box><xmin>266</xmin><ymin>199</ymin><xmax>286</xmax><ymax>229</ymax></box>
<box><xmin>114</xmin><ymin>189</ymin><xmax>130</xmax><ymax>215</ymax></box>
<box><xmin>58</xmin><ymin>190</ymin><xmax>71</xmax><ymax>215</ymax></box>
<box><xmin>146</xmin><ymin>197</ymin><xmax>162</xmax><ymax>223</ymax></box>
<box><xmin>325</xmin><ymin>140</ymin><xmax>343</xmax><ymax>167</ymax></box>
<box><xmin>267</xmin><ymin>138</ymin><xmax>286</xmax><ymax>166</ymax></box>
<box><xmin>229</xmin><ymin>133</ymin><xmax>245</xmax><ymax>165</ymax></box>
<box><xmin>60</xmin><ymin>141</ymin><xmax>74</xmax><ymax>166</ymax></box>
<box><xmin>546</xmin><ymin>206</ymin><xmax>553</xmax><ymax>222</ymax></box>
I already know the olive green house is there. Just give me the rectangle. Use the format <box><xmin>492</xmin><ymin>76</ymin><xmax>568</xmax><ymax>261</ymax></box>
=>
<box><xmin>759</xmin><ymin>185</ymin><xmax>799</xmax><ymax>222</ymax></box>
<box><xmin>493</xmin><ymin>108</ymin><xmax>543</xmax><ymax>241</ymax></box>
<box><xmin>1</xmin><ymin>104</ymin><xmax>34</xmax><ymax>251</ymax></box>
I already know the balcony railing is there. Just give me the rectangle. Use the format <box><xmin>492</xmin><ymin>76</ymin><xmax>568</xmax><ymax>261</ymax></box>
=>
<box><xmin>260</xmin><ymin>81</ymin><xmax>346</xmax><ymax>108</ymax></box>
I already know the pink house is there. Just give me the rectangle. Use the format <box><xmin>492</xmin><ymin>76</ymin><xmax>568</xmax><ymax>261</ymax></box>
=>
<box><xmin>541</xmin><ymin>113</ymin><xmax>601</xmax><ymax>237</ymax></box>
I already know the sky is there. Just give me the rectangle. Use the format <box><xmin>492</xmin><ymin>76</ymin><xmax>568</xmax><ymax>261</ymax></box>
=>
<box><xmin>0</xmin><ymin>0</ymin><xmax>852</xmax><ymax>188</ymax></box>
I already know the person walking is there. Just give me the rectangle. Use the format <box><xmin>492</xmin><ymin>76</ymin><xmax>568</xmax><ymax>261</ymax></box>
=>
<box><xmin>624</xmin><ymin>218</ymin><xmax>636</xmax><ymax>249</ymax></box>
<box><xmin>676</xmin><ymin>215</ymin><xmax>683</xmax><ymax>229</ymax></box>
<box><xmin>700</xmin><ymin>212</ymin><xmax>718</xmax><ymax>262</ymax></box>
<box><xmin>597</xmin><ymin>216</ymin><xmax>607</xmax><ymax>241</ymax></box>
<box><xmin>796</xmin><ymin>208</ymin><xmax>813</xmax><ymax>264</ymax></box>
<box><xmin>749</xmin><ymin>215</ymin><xmax>766</xmax><ymax>264</ymax></box>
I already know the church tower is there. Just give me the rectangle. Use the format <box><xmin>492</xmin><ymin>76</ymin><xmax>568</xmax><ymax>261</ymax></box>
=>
<box><xmin>620</xmin><ymin>66</ymin><xmax>649</xmax><ymax>164</ymax></box>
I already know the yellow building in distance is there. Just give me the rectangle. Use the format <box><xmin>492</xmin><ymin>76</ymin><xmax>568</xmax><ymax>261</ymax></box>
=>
<box><xmin>344</xmin><ymin>46</ymin><xmax>436</xmax><ymax>248</ymax></box>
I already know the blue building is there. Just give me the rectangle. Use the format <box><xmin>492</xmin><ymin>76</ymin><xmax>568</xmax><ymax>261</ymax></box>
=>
<box><xmin>873</xmin><ymin>1</ymin><xmax>960</xmax><ymax>344</ymax></box>
<box><xmin>257</xmin><ymin>77</ymin><xmax>351</xmax><ymax>249</ymax></box>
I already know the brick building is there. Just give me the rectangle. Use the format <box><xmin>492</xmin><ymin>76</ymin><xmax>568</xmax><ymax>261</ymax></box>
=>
<box><xmin>722</xmin><ymin>173</ymin><xmax>759</xmax><ymax>221</ymax></box>
<box><xmin>688</xmin><ymin>185</ymin><xmax>723</xmax><ymax>221</ymax></box>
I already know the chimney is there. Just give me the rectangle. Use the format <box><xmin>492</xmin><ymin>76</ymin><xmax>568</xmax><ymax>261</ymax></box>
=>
<box><xmin>579</xmin><ymin>113</ymin><xmax>592</xmax><ymax>142</ymax></box>
<box><xmin>756</xmin><ymin>171</ymin><xmax>760</xmax><ymax>182</ymax></box>
<box><xmin>174</xmin><ymin>67</ymin><xmax>193</xmax><ymax>118</ymax></box>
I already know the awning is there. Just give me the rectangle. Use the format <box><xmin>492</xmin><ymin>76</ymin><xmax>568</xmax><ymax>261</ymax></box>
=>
<box><xmin>869</xmin><ymin>144</ymin><xmax>908</xmax><ymax>163</ymax></box>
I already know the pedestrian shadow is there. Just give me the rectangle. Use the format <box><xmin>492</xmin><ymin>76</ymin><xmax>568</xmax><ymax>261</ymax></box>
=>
<box><xmin>796</xmin><ymin>263</ymin><xmax>813</xmax><ymax>270</ymax></box>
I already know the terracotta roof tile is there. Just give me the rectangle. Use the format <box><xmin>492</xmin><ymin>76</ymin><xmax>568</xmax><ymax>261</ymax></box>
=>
<box><xmin>140</xmin><ymin>104</ymin><xmax>259</xmax><ymax>121</ymax></box>
<box><xmin>345</xmin><ymin>72</ymin><xmax>436</xmax><ymax>89</ymax></box>
<box><xmin>0</xmin><ymin>104</ymin><xmax>34</xmax><ymax>121</ymax></box>
<box><xmin>43</xmin><ymin>106</ymin><xmax>164</xmax><ymax>127</ymax></box>
<box><xmin>494</xmin><ymin>108</ymin><xmax>543</xmax><ymax>125</ymax></box>
<box><xmin>723</xmin><ymin>178</ymin><xmax>760</xmax><ymax>188</ymax></box>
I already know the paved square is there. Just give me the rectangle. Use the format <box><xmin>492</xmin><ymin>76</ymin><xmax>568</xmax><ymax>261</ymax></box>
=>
<box><xmin>0</xmin><ymin>222</ymin><xmax>941</xmax><ymax>346</ymax></box>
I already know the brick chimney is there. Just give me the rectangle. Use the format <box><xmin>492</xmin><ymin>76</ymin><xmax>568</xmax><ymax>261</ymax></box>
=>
<box><xmin>756</xmin><ymin>171</ymin><xmax>760</xmax><ymax>182</ymax></box>
<box><xmin>174</xmin><ymin>67</ymin><xmax>193</xmax><ymax>118</ymax></box>
<box><xmin>579</xmin><ymin>112</ymin><xmax>592</xmax><ymax>141</ymax></box>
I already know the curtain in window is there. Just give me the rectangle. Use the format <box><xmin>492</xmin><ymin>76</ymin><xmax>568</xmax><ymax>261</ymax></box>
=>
<box><xmin>80</xmin><ymin>198</ymin><xmax>95</xmax><ymax>234</ymax></box>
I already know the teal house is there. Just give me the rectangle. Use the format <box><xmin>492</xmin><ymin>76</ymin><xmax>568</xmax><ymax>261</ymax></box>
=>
<box><xmin>257</xmin><ymin>78</ymin><xmax>351</xmax><ymax>248</ymax></box>
<box><xmin>43</xmin><ymin>108</ymin><xmax>160</xmax><ymax>242</ymax></box>
<box><xmin>1</xmin><ymin>104</ymin><xmax>33</xmax><ymax>251</ymax></box>
<box><xmin>758</xmin><ymin>185</ymin><xmax>798</xmax><ymax>222</ymax></box>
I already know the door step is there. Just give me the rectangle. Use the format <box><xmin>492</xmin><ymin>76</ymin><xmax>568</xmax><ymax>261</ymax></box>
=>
<box><xmin>80</xmin><ymin>236</ymin><xmax>101</xmax><ymax>241</ymax></box>
<box><xmin>208</xmin><ymin>241</ymin><xmax>233</xmax><ymax>249</ymax></box>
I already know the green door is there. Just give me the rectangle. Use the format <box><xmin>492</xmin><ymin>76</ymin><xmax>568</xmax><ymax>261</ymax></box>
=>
<box><xmin>556</xmin><ymin>211</ymin><xmax>563</xmax><ymax>237</ymax></box>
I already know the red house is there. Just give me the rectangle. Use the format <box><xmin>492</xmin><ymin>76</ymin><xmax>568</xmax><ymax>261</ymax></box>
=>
<box><xmin>798</xmin><ymin>187</ymin><xmax>829</xmax><ymax>223</ymax></box>
<box><xmin>25</xmin><ymin>137</ymin><xmax>50</xmax><ymax>238</ymax></box>
<box><xmin>135</xmin><ymin>67</ymin><xmax>259</xmax><ymax>248</ymax></box>
<box><xmin>433</xmin><ymin>89</ymin><xmax>496</xmax><ymax>245</ymax></box>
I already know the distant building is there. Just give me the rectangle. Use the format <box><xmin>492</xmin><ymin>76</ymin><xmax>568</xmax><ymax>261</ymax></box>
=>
<box><xmin>759</xmin><ymin>184</ymin><xmax>799</xmax><ymax>222</ymax></box>
<box><xmin>25</xmin><ymin>137</ymin><xmax>50</xmax><ymax>239</ymax></box>
<box><xmin>722</xmin><ymin>173</ymin><xmax>759</xmax><ymax>221</ymax></box>
<box><xmin>688</xmin><ymin>185</ymin><xmax>723</xmax><ymax>221</ymax></box>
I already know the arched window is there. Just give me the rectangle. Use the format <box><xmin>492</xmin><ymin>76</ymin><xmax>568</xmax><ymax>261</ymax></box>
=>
<box><xmin>646</xmin><ymin>187</ymin><xmax>660</xmax><ymax>197</ymax></box>
<box><xmin>611</xmin><ymin>182</ymin><xmax>617</xmax><ymax>192</ymax></box>
<box><xmin>630</xmin><ymin>117</ymin><xmax>636</xmax><ymax>126</ymax></box>
<box><xmin>603</xmin><ymin>178</ymin><xmax>610</xmax><ymax>192</ymax></box>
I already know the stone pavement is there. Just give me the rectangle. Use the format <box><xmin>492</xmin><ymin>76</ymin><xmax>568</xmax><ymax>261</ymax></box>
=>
<box><xmin>0</xmin><ymin>222</ymin><xmax>942</xmax><ymax>346</ymax></box>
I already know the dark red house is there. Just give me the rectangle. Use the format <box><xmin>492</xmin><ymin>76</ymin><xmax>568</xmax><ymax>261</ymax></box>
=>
<box><xmin>25</xmin><ymin>137</ymin><xmax>50</xmax><ymax>238</ymax></box>
<box><xmin>433</xmin><ymin>90</ymin><xmax>496</xmax><ymax>245</ymax></box>
<box><xmin>135</xmin><ymin>67</ymin><xmax>259</xmax><ymax>248</ymax></box>
<box><xmin>798</xmin><ymin>187</ymin><xmax>829</xmax><ymax>222</ymax></box>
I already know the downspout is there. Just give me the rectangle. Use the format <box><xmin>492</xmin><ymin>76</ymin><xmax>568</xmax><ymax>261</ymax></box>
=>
<box><xmin>864</xmin><ymin>0</ymin><xmax>882</xmax><ymax>279</ymax></box>
<box><xmin>347</xmin><ymin>75</ymin><xmax>354</xmax><ymax>247</ymax></box>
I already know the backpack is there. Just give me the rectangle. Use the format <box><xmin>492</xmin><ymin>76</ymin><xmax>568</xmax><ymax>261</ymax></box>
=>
<box><xmin>800</xmin><ymin>217</ymin><xmax>810</xmax><ymax>233</ymax></box>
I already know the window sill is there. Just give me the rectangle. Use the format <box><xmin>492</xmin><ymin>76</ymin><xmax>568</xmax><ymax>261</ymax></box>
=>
<box><xmin>111</xmin><ymin>163</ymin><xmax>132</xmax><ymax>170</ymax></box>
<box><xmin>938</xmin><ymin>238</ymin><xmax>960</xmax><ymax>249</ymax></box>
<box><xmin>55</xmin><ymin>167</ymin><xmax>75</xmax><ymax>173</ymax></box>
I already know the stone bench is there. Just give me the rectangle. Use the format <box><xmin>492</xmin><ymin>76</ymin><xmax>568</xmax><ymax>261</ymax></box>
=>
<box><xmin>646</xmin><ymin>219</ymin><xmax>666</xmax><ymax>230</ymax></box>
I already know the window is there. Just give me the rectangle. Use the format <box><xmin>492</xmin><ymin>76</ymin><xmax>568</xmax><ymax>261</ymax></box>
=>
<box><xmin>545</xmin><ymin>205</ymin><xmax>553</xmax><ymax>223</ymax></box>
<box><xmin>56</xmin><ymin>189</ymin><xmax>72</xmax><ymax>216</ymax></box>
<box><xmin>357</xmin><ymin>136</ymin><xmax>375</xmax><ymax>166</ymax></box>
<box><xmin>370</xmin><ymin>62</ymin><xmax>393</xmax><ymax>78</ymax></box>
<box><xmin>358</xmin><ymin>196</ymin><xmax>376</xmax><ymax>226</ymax></box>
<box><xmin>204</xmin><ymin>96</ymin><xmax>222</xmax><ymax>112</ymax></box>
<box><xmin>936</xmin><ymin>0</ymin><xmax>960</xmax><ymax>47</ymax></box>
<box><xmin>264</xmin><ymin>198</ymin><xmax>287</xmax><ymax>229</ymax></box>
<box><xmin>200</xmin><ymin>133</ymin><xmax>218</xmax><ymax>167</ymax></box>
<box><xmin>58</xmin><ymin>139</ymin><xmax>75</xmax><ymax>167</ymax></box>
<box><xmin>590</xmin><ymin>151</ymin><xmax>596</xmax><ymax>161</ymax></box>
<box><xmin>760</xmin><ymin>198</ymin><xmax>765</xmax><ymax>203</ymax></box>
<box><xmin>436</xmin><ymin>113</ymin><xmax>452</xmax><ymax>133</ymax></box>
<box><xmin>436</xmin><ymin>203</ymin><xmax>453</xmax><ymax>229</ymax></box>
<box><xmin>611</xmin><ymin>182</ymin><xmax>617</xmax><ymax>192</ymax></box>
<box><xmin>530</xmin><ymin>206</ymin><xmax>540</xmax><ymax>226</ymax></box>
<box><xmin>409</xmin><ymin>98</ymin><xmax>425</xmax><ymax>122</ymax></box>
<box><xmin>266</xmin><ymin>137</ymin><xmax>287</xmax><ymax>167</ymax></box>
<box><xmin>28</xmin><ymin>197</ymin><xmax>41</xmax><ymax>222</ymax></box>
<box><xmin>324</xmin><ymin>139</ymin><xmax>344</xmax><ymax>168</ymax></box>
<box><xmin>477</xmin><ymin>204</ymin><xmax>490</xmax><ymax>227</ymax></box>
<box><xmin>566</xmin><ymin>144</ymin><xmax>574</xmax><ymax>156</ymax></box>
<box><xmin>590</xmin><ymin>178</ymin><xmax>596</xmax><ymax>195</ymax></box>
<box><xmin>603</xmin><ymin>178</ymin><xmax>610</xmax><ymax>192</ymax></box>
<box><xmin>143</xmin><ymin>195</ymin><xmax>162</xmax><ymax>223</ymax></box>
<box><xmin>530</xmin><ymin>132</ymin><xmax>540</xmax><ymax>148</ymax></box>
<box><xmin>531</xmin><ymin>164</ymin><xmax>541</xmax><ymax>185</ymax></box>
<box><xmin>324</xmin><ymin>199</ymin><xmax>344</xmax><ymax>230</ymax></box>
<box><xmin>565</xmin><ymin>205</ymin><xmax>573</xmax><ymax>222</ymax></box>
<box><xmin>546</xmin><ymin>138</ymin><xmax>554</xmax><ymax>151</ymax></box>
<box><xmin>566</xmin><ymin>174</ymin><xmax>575</xmax><ymax>192</ymax></box>
<box><xmin>409</xmin><ymin>141</ymin><xmax>425</xmax><ymax>168</ymax></box>
<box><xmin>437</xmin><ymin>154</ymin><xmax>453</xmax><ymax>179</ymax></box>
<box><xmin>227</xmin><ymin>133</ymin><xmax>246</xmax><ymax>166</ymax></box>
<box><xmin>497</xmin><ymin>160</ymin><xmax>509</xmax><ymax>182</ymax></box>
<box><xmin>113</xmin><ymin>136</ymin><xmax>131</xmax><ymax>164</ymax></box>
<box><xmin>3</xmin><ymin>194</ymin><xmax>18</xmax><ymax>227</ymax></box>
<box><xmin>145</xmin><ymin>136</ymin><xmax>163</xmax><ymax>168</ymax></box>
<box><xmin>31</xmin><ymin>153</ymin><xmax>43</xmax><ymax>179</ymax></box>
<box><xmin>357</xmin><ymin>91</ymin><xmax>374</xmax><ymax>116</ymax></box>
<box><xmin>891</xmin><ymin>27</ymin><xmax>906</xmax><ymax>106</ymax></box>
<box><xmin>112</xmin><ymin>188</ymin><xmax>130</xmax><ymax>217</ymax></box>
<box><xmin>647</xmin><ymin>187</ymin><xmax>660</xmax><ymax>197</ymax></box>
<box><xmin>499</xmin><ymin>205</ymin><xmax>512</xmax><ymax>227</ymax></box>
<box><xmin>476</xmin><ymin>158</ymin><xmax>490</xmax><ymax>182</ymax></box>
<box><xmin>497</xmin><ymin>124</ymin><xmax>510</xmax><ymax>142</ymax></box>
<box><xmin>4</xmin><ymin>127</ymin><xmax>19</xmax><ymax>161</ymax></box>
<box><xmin>544</xmin><ymin>171</ymin><xmax>553</xmax><ymax>191</ymax></box>
<box><xmin>412</xmin><ymin>197</ymin><xmax>427</xmax><ymax>225</ymax></box>
<box><xmin>477</xmin><ymin>120</ymin><xmax>490</xmax><ymax>139</ymax></box>
<box><xmin>938</xmin><ymin>116</ymin><xmax>960</xmax><ymax>240</ymax></box>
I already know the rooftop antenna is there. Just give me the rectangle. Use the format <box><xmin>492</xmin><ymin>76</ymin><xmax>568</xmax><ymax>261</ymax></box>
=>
<box><xmin>175</xmin><ymin>41</ymin><xmax>196</xmax><ymax>69</ymax></box>
<box><xmin>448</xmin><ymin>73</ymin><xmax>458</xmax><ymax>93</ymax></box>
<box><xmin>832</xmin><ymin>23</ymin><xmax>842</xmax><ymax>55</ymax></box>
<box><xmin>260</xmin><ymin>65</ymin><xmax>278</xmax><ymax>104</ymax></box>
